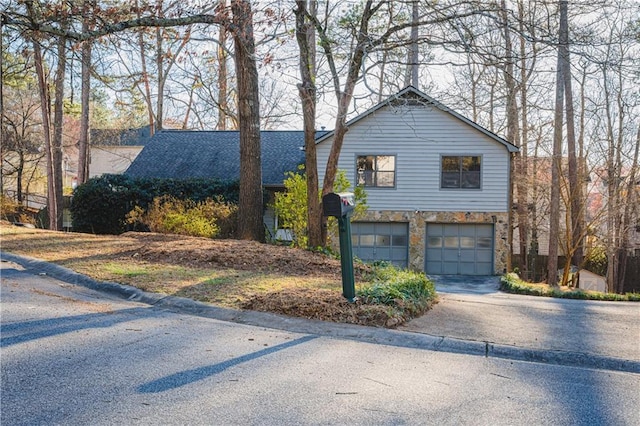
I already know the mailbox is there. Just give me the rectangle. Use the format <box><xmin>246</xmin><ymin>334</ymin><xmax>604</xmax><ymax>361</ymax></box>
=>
<box><xmin>323</xmin><ymin>192</ymin><xmax>355</xmax><ymax>217</ymax></box>
<box><xmin>322</xmin><ymin>192</ymin><xmax>357</xmax><ymax>302</ymax></box>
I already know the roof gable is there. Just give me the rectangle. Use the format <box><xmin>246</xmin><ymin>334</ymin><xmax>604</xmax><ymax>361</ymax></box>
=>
<box><xmin>125</xmin><ymin>130</ymin><xmax>307</xmax><ymax>186</ymax></box>
<box><xmin>316</xmin><ymin>86</ymin><xmax>519</xmax><ymax>153</ymax></box>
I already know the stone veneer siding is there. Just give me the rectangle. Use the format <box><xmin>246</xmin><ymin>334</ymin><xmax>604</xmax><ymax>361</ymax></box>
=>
<box><xmin>341</xmin><ymin>210</ymin><xmax>510</xmax><ymax>274</ymax></box>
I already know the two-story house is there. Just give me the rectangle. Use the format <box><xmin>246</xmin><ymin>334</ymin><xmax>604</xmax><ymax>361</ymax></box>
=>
<box><xmin>316</xmin><ymin>87</ymin><xmax>519</xmax><ymax>275</ymax></box>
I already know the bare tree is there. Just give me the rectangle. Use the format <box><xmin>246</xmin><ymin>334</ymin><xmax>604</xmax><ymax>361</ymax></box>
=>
<box><xmin>1</xmin><ymin>65</ymin><xmax>46</xmax><ymax>205</ymax></box>
<box><xmin>546</xmin><ymin>1</ymin><xmax>568</xmax><ymax>285</ymax></box>
<box><xmin>294</xmin><ymin>0</ymin><xmax>323</xmax><ymax>248</ymax></box>
<box><xmin>561</xmin><ymin>1</ymin><xmax>583</xmax><ymax>279</ymax></box>
<box><xmin>77</xmin><ymin>0</ymin><xmax>94</xmax><ymax>184</ymax></box>
<box><xmin>307</xmin><ymin>1</ymin><xmax>494</xmax><ymax>243</ymax></box>
<box><xmin>232</xmin><ymin>0</ymin><xmax>263</xmax><ymax>241</ymax></box>
<box><xmin>217</xmin><ymin>0</ymin><xmax>230</xmax><ymax>131</ymax></box>
<box><xmin>5</xmin><ymin>1</ymin><xmax>266</xmax><ymax>240</ymax></box>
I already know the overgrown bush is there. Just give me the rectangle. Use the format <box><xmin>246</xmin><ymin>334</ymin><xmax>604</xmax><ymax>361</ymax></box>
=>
<box><xmin>71</xmin><ymin>174</ymin><xmax>239</xmax><ymax>234</ymax></box>
<box><xmin>1</xmin><ymin>195</ymin><xmax>19</xmax><ymax>221</ymax></box>
<box><xmin>146</xmin><ymin>196</ymin><xmax>217</xmax><ymax>237</ymax></box>
<box><xmin>358</xmin><ymin>262</ymin><xmax>437</xmax><ymax>321</ymax></box>
<box><xmin>272</xmin><ymin>166</ymin><xmax>367</xmax><ymax>247</ymax></box>
<box><xmin>584</xmin><ymin>245</ymin><xmax>607</xmax><ymax>276</ymax></box>
<box><xmin>127</xmin><ymin>195</ymin><xmax>237</xmax><ymax>239</ymax></box>
<box><xmin>500</xmin><ymin>273</ymin><xmax>639</xmax><ymax>301</ymax></box>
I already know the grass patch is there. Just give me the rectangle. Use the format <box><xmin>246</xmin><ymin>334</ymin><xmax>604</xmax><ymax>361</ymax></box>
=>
<box><xmin>177</xmin><ymin>274</ymin><xmax>343</xmax><ymax>307</ymax></box>
<box><xmin>102</xmin><ymin>263</ymin><xmax>150</xmax><ymax>278</ymax></box>
<box><xmin>500</xmin><ymin>273</ymin><xmax>640</xmax><ymax>302</ymax></box>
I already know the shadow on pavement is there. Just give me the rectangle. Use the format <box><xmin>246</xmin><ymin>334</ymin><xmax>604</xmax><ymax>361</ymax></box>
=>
<box><xmin>137</xmin><ymin>335</ymin><xmax>318</xmax><ymax>393</ymax></box>
<box><xmin>1</xmin><ymin>307</ymin><xmax>157</xmax><ymax>347</ymax></box>
<box><xmin>428</xmin><ymin>275</ymin><xmax>501</xmax><ymax>294</ymax></box>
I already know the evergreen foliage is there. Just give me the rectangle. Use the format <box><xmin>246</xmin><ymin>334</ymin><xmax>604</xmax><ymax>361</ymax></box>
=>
<box><xmin>500</xmin><ymin>273</ymin><xmax>639</xmax><ymax>301</ymax></box>
<box><xmin>70</xmin><ymin>174</ymin><xmax>239</xmax><ymax>234</ymax></box>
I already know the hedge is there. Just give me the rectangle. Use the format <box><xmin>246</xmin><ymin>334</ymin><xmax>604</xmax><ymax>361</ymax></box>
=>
<box><xmin>70</xmin><ymin>174</ymin><xmax>239</xmax><ymax>235</ymax></box>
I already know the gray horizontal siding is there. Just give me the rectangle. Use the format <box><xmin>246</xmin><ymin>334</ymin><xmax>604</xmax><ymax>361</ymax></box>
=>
<box><xmin>317</xmin><ymin>105</ymin><xmax>511</xmax><ymax>213</ymax></box>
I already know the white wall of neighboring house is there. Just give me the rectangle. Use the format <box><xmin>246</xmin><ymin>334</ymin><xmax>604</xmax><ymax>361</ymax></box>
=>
<box><xmin>578</xmin><ymin>270</ymin><xmax>607</xmax><ymax>293</ymax></box>
<box><xmin>89</xmin><ymin>146</ymin><xmax>144</xmax><ymax>177</ymax></box>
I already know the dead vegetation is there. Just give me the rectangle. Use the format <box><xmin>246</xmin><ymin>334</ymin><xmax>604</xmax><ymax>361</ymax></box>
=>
<box><xmin>1</xmin><ymin>222</ymin><xmax>429</xmax><ymax>327</ymax></box>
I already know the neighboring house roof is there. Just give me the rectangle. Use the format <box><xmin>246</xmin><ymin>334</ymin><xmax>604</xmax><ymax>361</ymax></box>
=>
<box><xmin>91</xmin><ymin>125</ymin><xmax>152</xmax><ymax>147</ymax></box>
<box><xmin>125</xmin><ymin>130</ymin><xmax>311</xmax><ymax>186</ymax></box>
<box><xmin>315</xmin><ymin>86</ymin><xmax>519</xmax><ymax>153</ymax></box>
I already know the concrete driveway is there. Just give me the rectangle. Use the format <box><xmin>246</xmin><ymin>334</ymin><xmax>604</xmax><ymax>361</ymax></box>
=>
<box><xmin>427</xmin><ymin>274</ymin><xmax>501</xmax><ymax>294</ymax></box>
<box><xmin>401</xmin><ymin>274</ymin><xmax>640</xmax><ymax>363</ymax></box>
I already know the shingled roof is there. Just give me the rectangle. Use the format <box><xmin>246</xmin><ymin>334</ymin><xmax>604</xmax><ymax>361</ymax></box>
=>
<box><xmin>124</xmin><ymin>130</ymin><xmax>309</xmax><ymax>186</ymax></box>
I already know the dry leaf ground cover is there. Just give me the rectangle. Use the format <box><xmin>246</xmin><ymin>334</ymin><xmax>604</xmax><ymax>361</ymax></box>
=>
<box><xmin>1</xmin><ymin>221</ymin><xmax>433</xmax><ymax>327</ymax></box>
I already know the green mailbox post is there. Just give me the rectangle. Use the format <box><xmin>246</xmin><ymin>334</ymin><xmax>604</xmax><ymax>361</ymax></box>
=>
<box><xmin>322</xmin><ymin>192</ymin><xmax>356</xmax><ymax>302</ymax></box>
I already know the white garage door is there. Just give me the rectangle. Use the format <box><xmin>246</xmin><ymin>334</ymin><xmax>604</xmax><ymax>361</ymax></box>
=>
<box><xmin>351</xmin><ymin>222</ymin><xmax>409</xmax><ymax>268</ymax></box>
<box><xmin>425</xmin><ymin>223</ymin><xmax>494</xmax><ymax>275</ymax></box>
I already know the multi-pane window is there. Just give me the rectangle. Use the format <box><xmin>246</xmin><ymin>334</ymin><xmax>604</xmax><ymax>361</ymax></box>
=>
<box><xmin>357</xmin><ymin>155</ymin><xmax>396</xmax><ymax>188</ymax></box>
<box><xmin>441</xmin><ymin>156</ymin><xmax>481</xmax><ymax>189</ymax></box>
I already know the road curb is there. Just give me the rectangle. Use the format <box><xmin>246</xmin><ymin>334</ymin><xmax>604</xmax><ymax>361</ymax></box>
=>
<box><xmin>2</xmin><ymin>251</ymin><xmax>639</xmax><ymax>374</ymax></box>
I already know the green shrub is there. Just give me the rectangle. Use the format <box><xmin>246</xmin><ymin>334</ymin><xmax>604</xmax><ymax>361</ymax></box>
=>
<box><xmin>70</xmin><ymin>174</ymin><xmax>136</xmax><ymax>234</ymax></box>
<box><xmin>500</xmin><ymin>273</ymin><xmax>639</xmax><ymax>301</ymax></box>
<box><xmin>358</xmin><ymin>263</ymin><xmax>436</xmax><ymax>320</ymax></box>
<box><xmin>584</xmin><ymin>245</ymin><xmax>607</xmax><ymax>276</ymax></box>
<box><xmin>272</xmin><ymin>166</ymin><xmax>367</xmax><ymax>248</ymax></box>
<box><xmin>71</xmin><ymin>174</ymin><xmax>239</xmax><ymax>235</ymax></box>
<box><xmin>163</xmin><ymin>211</ymin><xmax>217</xmax><ymax>238</ymax></box>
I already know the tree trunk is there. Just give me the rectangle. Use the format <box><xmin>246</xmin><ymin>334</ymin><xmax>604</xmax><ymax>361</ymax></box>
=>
<box><xmin>135</xmin><ymin>0</ymin><xmax>156</xmax><ymax>136</ymax></box>
<box><xmin>156</xmin><ymin>0</ymin><xmax>164</xmax><ymax>131</ymax></box>
<box><xmin>295</xmin><ymin>0</ymin><xmax>322</xmax><ymax>249</ymax></box>
<box><xmin>617</xmin><ymin>126</ymin><xmax>640</xmax><ymax>293</ymax></box>
<box><xmin>560</xmin><ymin>0</ymin><xmax>582</xmax><ymax>274</ymax></box>
<box><xmin>500</xmin><ymin>0</ymin><xmax>521</xmax><ymax>274</ymax></box>
<box><xmin>51</xmin><ymin>30</ymin><xmax>66</xmax><ymax>231</ymax></box>
<box><xmin>547</xmin><ymin>3</ymin><xmax>566</xmax><ymax>285</ymax></box>
<box><xmin>27</xmin><ymin>0</ymin><xmax>56</xmax><ymax>231</ymax></box>
<box><xmin>604</xmin><ymin>63</ymin><xmax>617</xmax><ymax>293</ymax></box>
<box><xmin>78</xmin><ymin>0</ymin><xmax>93</xmax><ymax>184</ymax></box>
<box><xmin>232</xmin><ymin>0</ymin><xmax>263</xmax><ymax>242</ymax></box>
<box><xmin>517</xmin><ymin>0</ymin><xmax>531</xmax><ymax>276</ymax></box>
<box><xmin>0</xmin><ymin>18</ymin><xmax>4</xmax><ymax>196</ymax></box>
<box><xmin>320</xmin><ymin>2</ymin><xmax>374</xmax><ymax>197</ymax></box>
<box><xmin>16</xmin><ymin>154</ymin><xmax>24</xmax><ymax>204</ymax></box>
<box><xmin>217</xmin><ymin>0</ymin><xmax>229</xmax><ymax>131</ymax></box>
<box><xmin>404</xmin><ymin>0</ymin><xmax>419</xmax><ymax>88</ymax></box>
<box><xmin>32</xmin><ymin>37</ymin><xmax>61</xmax><ymax>231</ymax></box>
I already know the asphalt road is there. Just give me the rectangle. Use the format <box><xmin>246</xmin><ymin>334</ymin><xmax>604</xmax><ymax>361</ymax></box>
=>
<box><xmin>2</xmin><ymin>260</ymin><xmax>640</xmax><ymax>425</ymax></box>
